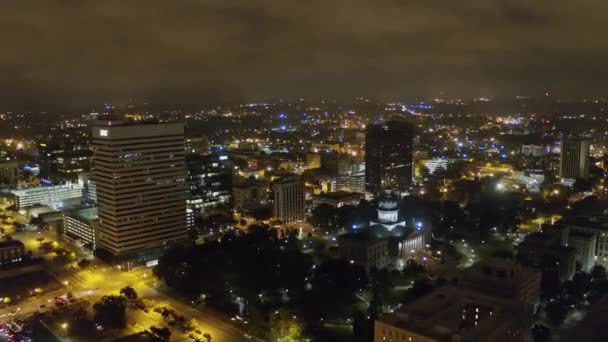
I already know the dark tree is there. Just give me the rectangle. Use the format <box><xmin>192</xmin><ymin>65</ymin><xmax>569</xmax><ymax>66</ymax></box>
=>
<box><xmin>149</xmin><ymin>326</ymin><xmax>171</xmax><ymax>341</ymax></box>
<box><xmin>69</xmin><ymin>307</ymin><xmax>95</xmax><ymax>336</ymax></box>
<box><xmin>545</xmin><ymin>301</ymin><xmax>569</xmax><ymax>326</ymax></box>
<box><xmin>591</xmin><ymin>265</ymin><xmax>607</xmax><ymax>281</ymax></box>
<box><xmin>93</xmin><ymin>295</ymin><xmax>127</xmax><ymax>328</ymax></box>
<box><xmin>120</xmin><ymin>286</ymin><xmax>138</xmax><ymax>300</ymax></box>
<box><xmin>310</xmin><ymin>203</ymin><xmax>335</xmax><ymax>231</ymax></box>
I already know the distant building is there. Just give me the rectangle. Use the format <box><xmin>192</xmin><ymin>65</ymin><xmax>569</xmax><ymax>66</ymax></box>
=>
<box><xmin>233</xmin><ymin>178</ymin><xmax>269</xmax><ymax>213</ymax></box>
<box><xmin>186</xmin><ymin>153</ymin><xmax>232</xmax><ymax>214</ymax></box>
<box><xmin>312</xmin><ymin>191</ymin><xmax>363</xmax><ymax>209</ymax></box>
<box><xmin>0</xmin><ymin>240</ymin><xmax>25</xmax><ymax>266</ymax></box>
<box><xmin>336</xmin><ymin>172</ymin><xmax>365</xmax><ymax>193</ymax></box>
<box><xmin>521</xmin><ymin>144</ymin><xmax>549</xmax><ymax>157</ymax></box>
<box><xmin>0</xmin><ymin>161</ymin><xmax>19</xmax><ymax>187</ymax></box>
<box><xmin>559</xmin><ymin>136</ymin><xmax>590</xmax><ymax>180</ymax></box>
<box><xmin>38</xmin><ymin>128</ymin><xmax>93</xmax><ymax>183</ymax></box>
<box><xmin>272</xmin><ymin>177</ymin><xmax>305</xmax><ymax>224</ymax></box>
<box><xmin>365</xmin><ymin>121</ymin><xmax>414</xmax><ymax>194</ymax></box>
<box><xmin>423</xmin><ymin>158</ymin><xmax>453</xmax><ymax>174</ymax></box>
<box><xmin>185</xmin><ymin>136</ymin><xmax>210</xmax><ymax>154</ymax></box>
<box><xmin>375</xmin><ymin>258</ymin><xmax>540</xmax><ymax>342</ymax></box>
<box><xmin>305</xmin><ymin>153</ymin><xmax>321</xmax><ymax>169</ymax></box>
<box><xmin>63</xmin><ymin>208</ymin><xmax>98</xmax><ymax>250</ymax></box>
<box><xmin>9</xmin><ymin>183</ymin><xmax>83</xmax><ymax>210</ymax></box>
<box><xmin>93</xmin><ymin>121</ymin><xmax>187</xmax><ymax>261</ymax></box>
<box><xmin>321</xmin><ymin>152</ymin><xmax>351</xmax><ymax>175</ymax></box>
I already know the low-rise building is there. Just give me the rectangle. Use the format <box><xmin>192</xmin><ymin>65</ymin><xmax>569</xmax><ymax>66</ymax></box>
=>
<box><xmin>311</xmin><ymin>191</ymin><xmax>363</xmax><ymax>209</ymax></box>
<box><xmin>375</xmin><ymin>259</ymin><xmax>540</xmax><ymax>342</ymax></box>
<box><xmin>338</xmin><ymin>233</ymin><xmax>390</xmax><ymax>270</ymax></box>
<box><xmin>375</xmin><ymin>286</ymin><xmax>533</xmax><ymax>342</ymax></box>
<box><xmin>568</xmin><ymin>231</ymin><xmax>597</xmax><ymax>271</ymax></box>
<box><xmin>63</xmin><ymin>207</ymin><xmax>98</xmax><ymax>250</ymax></box>
<box><xmin>556</xmin><ymin>216</ymin><xmax>608</xmax><ymax>270</ymax></box>
<box><xmin>517</xmin><ymin>230</ymin><xmax>576</xmax><ymax>282</ymax></box>
<box><xmin>8</xmin><ymin>183</ymin><xmax>84</xmax><ymax>210</ymax></box>
<box><xmin>232</xmin><ymin>178</ymin><xmax>269</xmax><ymax>213</ymax></box>
<box><xmin>0</xmin><ymin>240</ymin><xmax>25</xmax><ymax>265</ymax></box>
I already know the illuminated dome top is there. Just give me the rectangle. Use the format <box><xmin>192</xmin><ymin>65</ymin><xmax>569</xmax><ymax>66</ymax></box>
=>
<box><xmin>378</xmin><ymin>190</ymin><xmax>399</xmax><ymax>210</ymax></box>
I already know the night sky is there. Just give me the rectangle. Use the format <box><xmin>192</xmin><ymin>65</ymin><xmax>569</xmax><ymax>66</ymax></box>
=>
<box><xmin>1</xmin><ymin>0</ymin><xmax>607</xmax><ymax>107</ymax></box>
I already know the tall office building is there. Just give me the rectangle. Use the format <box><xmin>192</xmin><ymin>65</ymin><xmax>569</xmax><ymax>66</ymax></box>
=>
<box><xmin>93</xmin><ymin>122</ymin><xmax>187</xmax><ymax>260</ymax></box>
<box><xmin>272</xmin><ymin>177</ymin><xmax>305</xmax><ymax>224</ymax></box>
<box><xmin>365</xmin><ymin>121</ymin><xmax>414</xmax><ymax>194</ymax></box>
<box><xmin>559</xmin><ymin>136</ymin><xmax>590</xmax><ymax>180</ymax></box>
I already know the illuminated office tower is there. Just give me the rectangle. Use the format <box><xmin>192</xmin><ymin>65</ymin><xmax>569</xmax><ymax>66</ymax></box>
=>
<box><xmin>272</xmin><ymin>177</ymin><xmax>305</xmax><ymax>224</ymax></box>
<box><xmin>559</xmin><ymin>135</ymin><xmax>590</xmax><ymax>180</ymax></box>
<box><xmin>93</xmin><ymin>122</ymin><xmax>187</xmax><ymax>260</ymax></box>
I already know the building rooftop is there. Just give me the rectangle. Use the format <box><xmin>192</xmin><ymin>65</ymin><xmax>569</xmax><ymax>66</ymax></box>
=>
<box><xmin>65</xmin><ymin>207</ymin><xmax>98</xmax><ymax>222</ymax></box>
<box><xmin>377</xmin><ymin>286</ymin><xmax>522</xmax><ymax>341</ymax></box>
<box><xmin>560</xmin><ymin>215</ymin><xmax>608</xmax><ymax>230</ymax></box>
<box><xmin>313</xmin><ymin>191</ymin><xmax>362</xmax><ymax>200</ymax></box>
<box><xmin>0</xmin><ymin>240</ymin><xmax>25</xmax><ymax>249</ymax></box>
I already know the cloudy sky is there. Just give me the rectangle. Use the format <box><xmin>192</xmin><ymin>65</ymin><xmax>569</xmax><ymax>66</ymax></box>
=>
<box><xmin>1</xmin><ymin>0</ymin><xmax>607</xmax><ymax>108</ymax></box>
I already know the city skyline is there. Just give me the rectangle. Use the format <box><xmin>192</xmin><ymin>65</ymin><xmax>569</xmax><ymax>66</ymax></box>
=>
<box><xmin>2</xmin><ymin>2</ymin><xmax>608</xmax><ymax>341</ymax></box>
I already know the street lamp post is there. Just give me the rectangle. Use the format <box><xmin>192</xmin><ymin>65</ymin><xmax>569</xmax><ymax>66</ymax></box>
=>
<box><xmin>61</xmin><ymin>322</ymin><xmax>69</xmax><ymax>337</ymax></box>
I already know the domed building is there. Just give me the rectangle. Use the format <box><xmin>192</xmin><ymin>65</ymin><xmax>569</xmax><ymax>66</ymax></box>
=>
<box><xmin>338</xmin><ymin>190</ymin><xmax>428</xmax><ymax>270</ymax></box>
<box><xmin>369</xmin><ymin>190</ymin><xmax>406</xmax><ymax>231</ymax></box>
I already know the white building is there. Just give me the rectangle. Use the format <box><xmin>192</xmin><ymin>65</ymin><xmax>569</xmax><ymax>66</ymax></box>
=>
<box><xmin>424</xmin><ymin>158</ymin><xmax>452</xmax><ymax>174</ymax></box>
<box><xmin>10</xmin><ymin>183</ymin><xmax>83</xmax><ymax>210</ymax></box>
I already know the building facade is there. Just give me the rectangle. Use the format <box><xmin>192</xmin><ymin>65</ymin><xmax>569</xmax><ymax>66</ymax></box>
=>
<box><xmin>559</xmin><ymin>136</ymin><xmax>590</xmax><ymax>180</ymax></box>
<box><xmin>272</xmin><ymin>177</ymin><xmax>305</xmax><ymax>224</ymax></box>
<box><xmin>338</xmin><ymin>234</ymin><xmax>390</xmax><ymax>270</ymax></box>
<box><xmin>311</xmin><ymin>191</ymin><xmax>363</xmax><ymax>209</ymax></box>
<box><xmin>93</xmin><ymin>122</ymin><xmax>187</xmax><ymax>260</ymax></box>
<box><xmin>557</xmin><ymin>216</ymin><xmax>608</xmax><ymax>270</ymax></box>
<box><xmin>63</xmin><ymin>208</ymin><xmax>98</xmax><ymax>250</ymax></box>
<box><xmin>185</xmin><ymin>153</ymin><xmax>232</xmax><ymax>214</ymax></box>
<box><xmin>9</xmin><ymin>183</ymin><xmax>83</xmax><ymax>209</ymax></box>
<box><xmin>0</xmin><ymin>161</ymin><xmax>19</xmax><ymax>187</ymax></box>
<box><xmin>0</xmin><ymin>240</ymin><xmax>25</xmax><ymax>266</ymax></box>
<box><xmin>365</xmin><ymin>121</ymin><xmax>414</xmax><ymax>194</ymax></box>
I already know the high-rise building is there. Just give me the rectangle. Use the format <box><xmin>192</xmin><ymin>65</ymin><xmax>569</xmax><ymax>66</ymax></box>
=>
<box><xmin>559</xmin><ymin>136</ymin><xmax>590</xmax><ymax>180</ymax></box>
<box><xmin>39</xmin><ymin>127</ymin><xmax>93</xmax><ymax>183</ymax></box>
<box><xmin>185</xmin><ymin>152</ymin><xmax>232</xmax><ymax>224</ymax></box>
<box><xmin>365</xmin><ymin>121</ymin><xmax>414</xmax><ymax>194</ymax></box>
<box><xmin>92</xmin><ymin>122</ymin><xmax>187</xmax><ymax>260</ymax></box>
<box><xmin>185</xmin><ymin>135</ymin><xmax>210</xmax><ymax>154</ymax></box>
<box><xmin>272</xmin><ymin>177</ymin><xmax>305</xmax><ymax>224</ymax></box>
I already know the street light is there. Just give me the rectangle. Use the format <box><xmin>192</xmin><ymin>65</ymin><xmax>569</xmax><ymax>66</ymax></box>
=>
<box><xmin>61</xmin><ymin>322</ymin><xmax>68</xmax><ymax>337</ymax></box>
